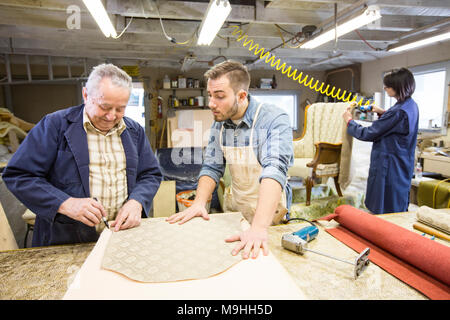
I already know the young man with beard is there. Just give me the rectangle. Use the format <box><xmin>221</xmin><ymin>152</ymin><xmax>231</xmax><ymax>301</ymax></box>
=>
<box><xmin>167</xmin><ymin>60</ymin><xmax>293</xmax><ymax>259</ymax></box>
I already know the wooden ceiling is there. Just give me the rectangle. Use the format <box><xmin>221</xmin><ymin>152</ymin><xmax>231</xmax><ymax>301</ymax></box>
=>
<box><xmin>0</xmin><ymin>0</ymin><xmax>450</xmax><ymax>72</ymax></box>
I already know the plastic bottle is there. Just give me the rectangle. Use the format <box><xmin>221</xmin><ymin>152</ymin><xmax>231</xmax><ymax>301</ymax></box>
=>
<box><xmin>415</xmin><ymin>162</ymin><xmax>422</xmax><ymax>179</ymax></box>
<box><xmin>163</xmin><ymin>75</ymin><xmax>171</xmax><ymax>89</ymax></box>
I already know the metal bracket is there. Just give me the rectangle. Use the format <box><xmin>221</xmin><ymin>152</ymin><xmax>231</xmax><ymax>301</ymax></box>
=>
<box><xmin>354</xmin><ymin>247</ymin><xmax>370</xmax><ymax>280</ymax></box>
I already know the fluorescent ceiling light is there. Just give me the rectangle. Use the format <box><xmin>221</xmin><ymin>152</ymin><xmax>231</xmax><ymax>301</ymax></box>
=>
<box><xmin>197</xmin><ymin>0</ymin><xmax>232</xmax><ymax>46</ymax></box>
<box><xmin>301</xmin><ymin>5</ymin><xmax>381</xmax><ymax>49</ymax></box>
<box><xmin>388</xmin><ymin>30</ymin><xmax>450</xmax><ymax>52</ymax></box>
<box><xmin>83</xmin><ymin>0</ymin><xmax>117</xmax><ymax>38</ymax></box>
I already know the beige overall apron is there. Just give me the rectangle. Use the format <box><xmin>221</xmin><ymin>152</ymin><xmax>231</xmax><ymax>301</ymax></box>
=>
<box><xmin>220</xmin><ymin>103</ymin><xmax>288</xmax><ymax>225</ymax></box>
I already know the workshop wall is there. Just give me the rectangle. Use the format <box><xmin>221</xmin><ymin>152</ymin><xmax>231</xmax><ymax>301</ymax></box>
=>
<box><xmin>0</xmin><ymin>64</ymin><xmax>84</xmax><ymax>124</ymax></box>
<box><xmin>0</xmin><ymin>87</ymin><xmax>4</xmax><ymax>108</ymax></box>
<box><xmin>360</xmin><ymin>41</ymin><xmax>450</xmax><ymax>95</ymax></box>
<box><xmin>11</xmin><ymin>84</ymin><xmax>80</xmax><ymax>124</ymax></box>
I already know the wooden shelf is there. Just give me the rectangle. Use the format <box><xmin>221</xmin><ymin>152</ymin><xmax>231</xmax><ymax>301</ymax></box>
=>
<box><xmin>171</xmin><ymin>106</ymin><xmax>209</xmax><ymax>110</ymax></box>
<box><xmin>159</xmin><ymin>88</ymin><xmax>205</xmax><ymax>91</ymax></box>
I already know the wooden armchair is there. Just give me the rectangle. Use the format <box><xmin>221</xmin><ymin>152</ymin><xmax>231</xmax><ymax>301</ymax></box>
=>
<box><xmin>305</xmin><ymin>142</ymin><xmax>343</xmax><ymax>205</ymax></box>
<box><xmin>288</xmin><ymin>102</ymin><xmax>354</xmax><ymax>205</ymax></box>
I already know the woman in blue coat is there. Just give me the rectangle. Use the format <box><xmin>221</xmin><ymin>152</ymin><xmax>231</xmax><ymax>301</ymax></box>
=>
<box><xmin>343</xmin><ymin>68</ymin><xmax>419</xmax><ymax>214</ymax></box>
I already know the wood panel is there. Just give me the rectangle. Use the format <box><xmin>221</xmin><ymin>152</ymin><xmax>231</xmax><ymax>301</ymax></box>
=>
<box><xmin>0</xmin><ymin>201</ymin><xmax>19</xmax><ymax>251</ymax></box>
<box><xmin>152</xmin><ymin>181</ymin><xmax>176</xmax><ymax>218</ymax></box>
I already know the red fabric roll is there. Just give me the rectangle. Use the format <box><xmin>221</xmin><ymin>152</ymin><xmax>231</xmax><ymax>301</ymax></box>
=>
<box><xmin>321</xmin><ymin>205</ymin><xmax>450</xmax><ymax>299</ymax></box>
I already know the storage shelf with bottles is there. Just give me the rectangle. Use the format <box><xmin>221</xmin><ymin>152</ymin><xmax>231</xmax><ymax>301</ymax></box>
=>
<box><xmin>168</xmin><ymin>106</ymin><xmax>210</xmax><ymax>111</ymax></box>
<box><xmin>160</xmin><ymin>75</ymin><xmax>208</xmax><ymax>109</ymax></box>
<box><xmin>159</xmin><ymin>88</ymin><xmax>208</xmax><ymax>109</ymax></box>
<box><xmin>159</xmin><ymin>88</ymin><xmax>206</xmax><ymax>94</ymax></box>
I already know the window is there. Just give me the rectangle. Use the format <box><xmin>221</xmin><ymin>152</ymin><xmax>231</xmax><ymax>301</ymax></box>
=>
<box><xmin>413</xmin><ymin>69</ymin><xmax>446</xmax><ymax>129</ymax></box>
<box><xmin>249</xmin><ymin>90</ymin><xmax>299</xmax><ymax>130</ymax></box>
<box><xmin>384</xmin><ymin>61</ymin><xmax>450</xmax><ymax>132</ymax></box>
<box><xmin>125</xmin><ymin>82</ymin><xmax>145</xmax><ymax>128</ymax></box>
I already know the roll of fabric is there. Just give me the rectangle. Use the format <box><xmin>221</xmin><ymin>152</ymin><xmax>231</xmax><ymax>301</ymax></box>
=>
<box><xmin>321</xmin><ymin>205</ymin><xmax>450</xmax><ymax>299</ymax></box>
<box><xmin>416</xmin><ymin>206</ymin><xmax>450</xmax><ymax>234</ymax></box>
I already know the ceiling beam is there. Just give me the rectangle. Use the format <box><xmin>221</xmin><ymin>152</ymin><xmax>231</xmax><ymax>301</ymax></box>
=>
<box><xmin>373</xmin><ymin>0</ymin><xmax>450</xmax><ymax>9</ymax></box>
<box><xmin>363</xmin><ymin>15</ymin><xmax>445</xmax><ymax>32</ymax></box>
<box><xmin>1</xmin><ymin>5</ymin><xmax>442</xmax><ymax>35</ymax></box>
<box><xmin>264</xmin><ymin>0</ymin><xmax>356</xmax><ymax>10</ymax></box>
<box><xmin>0</xmin><ymin>0</ymin><xmax>82</xmax><ymax>11</ymax></box>
<box><xmin>0</xmin><ymin>5</ymin><xmax>98</xmax><ymax>30</ymax></box>
<box><xmin>1</xmin><ymin>0</ymin><xmax>447</xmax><ymax>13</ymax></box>
<box><xmin>107</xmin><ymin>0</ymin><xmax>327</xmax><ymax>25</ymax></box>
<box><xmin>0</xmin><ymin>24</ymin><xmax>394</xmax><ymax>55</ymax></box>
<box><xmin>107</xmin><ymin>0</ymin><xmax>253</xmax><ymax>21</ymax></box>
<box><xmin>0</xmin><ymin>2</ymin><xmax>444</xmax><ymax>37</ymax></box>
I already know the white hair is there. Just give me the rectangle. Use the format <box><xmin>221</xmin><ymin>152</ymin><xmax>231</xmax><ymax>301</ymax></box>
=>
<box><xmin>85</xmin><ymin>63</ymin><xmax>132</xmax><ymax>97</ymax></box>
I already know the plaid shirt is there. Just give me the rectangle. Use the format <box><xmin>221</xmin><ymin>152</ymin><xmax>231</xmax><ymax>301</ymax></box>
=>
<box><xmin>83</xmin><ymin>108</ymin><xmax>128</xmax><ymax>232</ymax></box>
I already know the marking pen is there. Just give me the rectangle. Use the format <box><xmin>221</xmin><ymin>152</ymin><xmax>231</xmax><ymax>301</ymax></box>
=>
<box><xmin>93</xmin><ymin>197</ymin><xmax>109</xmax><ymax>229</ymax></box>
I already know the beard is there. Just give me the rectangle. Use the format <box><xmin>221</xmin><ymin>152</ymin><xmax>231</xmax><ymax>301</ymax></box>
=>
<box><xmin>213</xmin><ymin>96</ymin><xmax>240</xmax><ymax>122</ymax></box>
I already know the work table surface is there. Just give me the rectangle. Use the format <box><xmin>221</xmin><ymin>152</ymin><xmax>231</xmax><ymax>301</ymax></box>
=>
<box><xmin>0</xmin><ymin>212</ymin><xmax>447</xmax><ymax>300</ymax></box>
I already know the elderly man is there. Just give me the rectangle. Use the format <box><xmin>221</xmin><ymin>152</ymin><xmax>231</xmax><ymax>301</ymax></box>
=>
<box><xmin>167</xmin><ymin>60</ymin><xmax>293</xmax><ymax>259</ymax></box>
<box><xmin>3</xmin><ymin>63</ymin><xmax>162</xmax><ymax>247</ymax></box>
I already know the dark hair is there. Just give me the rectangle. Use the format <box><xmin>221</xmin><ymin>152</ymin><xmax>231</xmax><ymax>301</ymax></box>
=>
<box><xmin>383</xmin><ymin>68</ymin><xmax>415</xmax><ymax>102</ymax></box>
<box><xmin>204</xmin><ymin>60</ymin><xmax>250</xmax><ymax>93</ymax></box>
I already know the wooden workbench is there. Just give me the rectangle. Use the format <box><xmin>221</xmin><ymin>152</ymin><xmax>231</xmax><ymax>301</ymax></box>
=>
<box><xmin>0</xmin><ymin>212</ymin><xmax>447</xmax><ymax>300</ymax></box>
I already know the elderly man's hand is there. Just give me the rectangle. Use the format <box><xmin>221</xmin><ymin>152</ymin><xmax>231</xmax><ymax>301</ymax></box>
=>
<box><xmin>110</xmin><ymin>199</ymin><xmax>142</xmax><ymax>232</ymax></box>
<box><xmin>58</xmin><ymin>197</ymin><xmax>107</xmax><ymax>227</ymax></box>
<box><xmin>166</xmin><ymin>202</ymin><xmax>210</xmax><ymax>225</ymax></box>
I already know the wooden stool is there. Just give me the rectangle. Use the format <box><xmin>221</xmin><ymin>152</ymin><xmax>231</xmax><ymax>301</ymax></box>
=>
<box><xmin>22</xmin><ymin>209</ymin><xmax>36</xmax><ymax>248</ymax></box>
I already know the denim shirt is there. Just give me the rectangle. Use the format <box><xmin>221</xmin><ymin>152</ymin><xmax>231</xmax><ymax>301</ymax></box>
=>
<box><xmin>199</xmin><ymin>95</ymin><xmax>294</xmax><ymax>210</ymax></box>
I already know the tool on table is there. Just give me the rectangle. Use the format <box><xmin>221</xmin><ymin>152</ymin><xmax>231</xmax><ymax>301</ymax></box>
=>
<box><xmin>281</xmin><ymin>223</ymin><xmax>370</xmax><ymax>279</ymax></box>
<box><xmin>93</xmin><ymin>197</ymin><xmax>109</xmax><ymax>229</ymax></box>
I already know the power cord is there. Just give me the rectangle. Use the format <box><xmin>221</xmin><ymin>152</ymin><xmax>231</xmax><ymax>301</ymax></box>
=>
<box><xmin>155</xmin><ymin>4</ymin><xmax>176</xmax><ymax>43</ymax></box>
<box><xmin>282</xmin><ymin>217</ymin><xmax>316</xmax><ymax>226</ymax></box>
<box><xmin>113</xmin><ymin>17</ymin><xmax>134</xmax><ymax>39</ymax></box>
<box><xmin>155</xmin><ymin>3</ymin><xmax>198</xmax><ymax>45</ymax></box>
<box><xmin>354</xmin><ymin>29</ymin><xmax>382</xmax><ymax>51</ymax></box>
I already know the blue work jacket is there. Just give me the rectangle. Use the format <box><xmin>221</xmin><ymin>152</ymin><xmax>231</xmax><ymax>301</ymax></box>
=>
<box><xmin>2</xmin><ymin>105</ymin><xmax>162</xmax><ymax>246</ymax></box>
<box><xmin>347</xmin><ymin>98</ymin><xmax>419</xmax><ymax>214</ymax></box>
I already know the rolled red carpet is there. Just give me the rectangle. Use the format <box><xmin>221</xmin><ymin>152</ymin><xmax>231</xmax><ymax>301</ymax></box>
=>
<box><xmin>321</xmin><ymin>205</ymin><xmax>450</xmax><ymax>299</ymax></box>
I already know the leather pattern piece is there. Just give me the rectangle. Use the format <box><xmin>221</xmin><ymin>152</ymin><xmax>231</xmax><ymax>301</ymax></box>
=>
<box><xmin>101</xmin><ymin>213</ymin><xmax>243</xmax><ymax>282</ymax></box>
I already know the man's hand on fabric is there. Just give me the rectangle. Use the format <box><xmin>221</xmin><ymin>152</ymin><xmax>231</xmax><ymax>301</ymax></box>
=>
<box><xmin>166</xmin><ymin>203</ymin><xmax>210</xmax><ymax>225</ymax></box>
<box><xmin>225</xmin><ymin>225</ymin><xmax>269</xmax><ymax>259</ymax></box>
<box><xmin>110</xmin><ymin>199</ymin><xmax>142</xmax><ymax>232</ymax></box>
<box><xmin>58</xmin><ymin>197</ymin><xmax>107</xmax><ymax>227</ymax></box>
